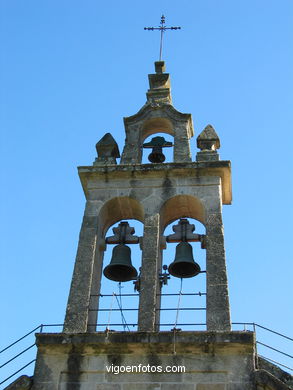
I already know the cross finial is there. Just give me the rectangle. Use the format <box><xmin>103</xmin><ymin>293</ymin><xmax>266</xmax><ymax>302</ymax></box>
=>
<box><xmin>144</xmin><ymin>15</ymin><xmax>181</xmax><ymax>61</ymax></box>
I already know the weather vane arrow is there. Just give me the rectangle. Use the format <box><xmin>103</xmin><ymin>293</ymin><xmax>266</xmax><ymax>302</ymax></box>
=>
<box><xmin>144</xmin><ymin>15</ymin><xmax>181</xmax><ymax>61</ymax></box>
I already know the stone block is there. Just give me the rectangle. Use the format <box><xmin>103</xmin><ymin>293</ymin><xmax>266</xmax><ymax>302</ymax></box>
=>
<box><xmin>97</xmin><ymin>385</ymin><xmax>121</xmax><ymax>390</ymax></box>
<box><xmin>31</xmin><ymin>383</ymin><xmax>57</xmax><ymax>390</ymax></box>
<box><xmin>184</xmin><ymin>372</ymin><xmax>227</xmax><ymax>384</ymax></box>
<box><xmin>81</xmin><ymin>216</ymin><xmax>99</xmax><ymax>229</ymax></box>
<box><xmin>161</xmin><ymin>384</ymin><xmax>195</xmax><ymax>390</ymax></box>
<box><xmin>122</xmin><ymin>384</ymin><xmax>161</xmax><ymax>390</ymax></box>
<box><xmin>196</xmin><ymin>151</ymin><xmax>220</xmax><ymax>162</ymax></box>
<box><xmin>197</xmin><ymin>384</ymin><xmax>226</xmax><ymax>390</ymax></box>
<box><xmin>59</xmin><ymin>384</ymin><xmax>83</xmax><ymax>390</ymax></box>
<box><xmin>226</xmin><ymin>383</ymin><xmax>254</xmax><ymax>390</ymax></box>
<box><xmin>85</xmin><ymin>201</ymin><xmax>103</xmax><ymax>217</ymax></box>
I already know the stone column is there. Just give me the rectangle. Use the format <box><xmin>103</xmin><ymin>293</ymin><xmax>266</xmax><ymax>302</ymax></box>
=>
<box><xmin>174</xmin><ymin>123</ymin><xmax>192</xmax><ymax>163</ymax></box>
<box><xmin>154</xmin><ymin>248</ymin><xmax>163</xmax><ymax>330</ymax></box>
<box><xmin>138</xmin><ymin>214</ymin><xmax>161</xmax><ymax>331</ymax></box>
<box><xmin>120</xmin><ymin>123</ymin><xmax>142</xmax><ymax>164</ymax></box>
<box><xmin>63</xmin><ymin>202</ymin><xmax>100</xmax><ymax>333</ymax></box>
<box><xmin>87</xmin><ymin>241</ymin><xmax>104</xmax><ymax>332</ymax></box>
<box><xmin>205</xmin><ymin>209</ymin><xmax>231</xmax><ymax>331</ymax></box>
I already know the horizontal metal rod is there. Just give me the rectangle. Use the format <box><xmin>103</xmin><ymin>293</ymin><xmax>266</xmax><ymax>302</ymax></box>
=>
<box><xmin>159</xmin><ymin>293</ymin><xmax>206</xmax><ymax>296</ymax></box>
<box><xmin>93</xmin><ymin>323</ymin><xmax>206</xmax><ymax>327</ymax></box>
<box><xmin>232</xmin><ymin>322</ymin><xmax>255</xmax><ymax>326</ymax></box>
<box><xmin>0</xmin><ymin>359</ymin><xmax>36</xmax><ymax>386</ymax></box>
<box><xmin>93</xmin><ymin>293</ymin><xmax>206</xmax><ymax>297</ymax></box>
<box><xmin>38</xmin><ymin>324</ymin><xmax>63</xmax><ymax>327</ymax></box>
<box><xmin>257</xmin><ymin>341</ymin><xmax>293</xmax><ymax>359</ymax></box>
<box><xmin>157</xmin><ymin>308</ymin><xmax>206</xmax><ymax>311</ymax></box>
<box><xmin>40</xmin><ymin>324</ymin><xmax>64</xmax><ymax>327</ymax></box>
<box><xmin>90</xmin><ymin>307</ymin><xmax>206</xmax><ymax>312</ymax></box>
<box><xmin>0</xmin><ymin>344</ymin><xmax>35</xmax><ymax>369</ymax></box>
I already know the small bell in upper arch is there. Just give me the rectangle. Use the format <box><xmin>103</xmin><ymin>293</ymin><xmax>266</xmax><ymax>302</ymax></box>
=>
<box><xmin>143</xmin><ymin>136</ymin><xmax>173</xmax><ymax>163</ymax></box>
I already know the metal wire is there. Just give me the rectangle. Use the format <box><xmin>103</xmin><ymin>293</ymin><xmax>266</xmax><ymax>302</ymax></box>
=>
<box><xmin>114</xmin><ymin>292</ymin><xmax>130</xmax><ymax>332</ymax></box>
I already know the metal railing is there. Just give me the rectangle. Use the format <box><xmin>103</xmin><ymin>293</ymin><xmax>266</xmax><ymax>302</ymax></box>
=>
<box><xmin>0</xmin><ymin>324</ymin><xmax>62</xmax><ymax>387</ymax></box>
<box><xmin>0</xmin><ymin>321</ymin><xmax>292</xmax><ymax>387</ymax></box>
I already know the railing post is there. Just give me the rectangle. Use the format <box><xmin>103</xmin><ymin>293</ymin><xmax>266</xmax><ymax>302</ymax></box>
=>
<box><xmin>253</xmin><ymin>322</ymin><xmax>259</xmax><ymax>369</ymax></box>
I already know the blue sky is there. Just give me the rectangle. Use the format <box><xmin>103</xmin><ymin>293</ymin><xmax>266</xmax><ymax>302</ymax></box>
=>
<box><xmin>0</xmin><ymin>0</ymin><xmax>292</xmax><ymax>384</ymax></box>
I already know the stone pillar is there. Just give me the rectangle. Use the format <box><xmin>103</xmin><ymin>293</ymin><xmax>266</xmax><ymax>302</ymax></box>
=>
<box><xmin>87</xmin><ymin>242</ymin><xmax>104</xmax><ymax>332</ymax></box>
<box><xmin>138</xmin><ymin>214</ymin><xmax>161</xmax><ymax>331</ymax></box>
<box><xmin>205</xmin><ymin>209</ymin><xmax>231</xmax><ymax>331</ymax></box>
<box><xmin>120</xmin><ymin>123</ymin><xmax>142</xmax><ymax>164</ymax></box>
<box><xmin>155</xmin><ymin>248</ymin><xmax>163</xmax><ymax>330</ymax></box>
<box><xmin>174</xmin><ymin>123</ymin><xmax>192</xmax><ymax>163</ymax></box>
<box><xmin>63</xmin><ymin>203</ymin><xmax>100</xmax><ymax>333</ymax></box>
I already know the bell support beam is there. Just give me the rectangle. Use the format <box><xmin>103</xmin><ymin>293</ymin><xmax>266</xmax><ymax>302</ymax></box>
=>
<box><xmin>205</xmin><ymin>206</ymin><xmax>231</xmax><ymax>331</ymax></box>
<box><xmin>138</xmin><ymin>214</ymin><xmax>161</xmax><ymax>331</ymax></box>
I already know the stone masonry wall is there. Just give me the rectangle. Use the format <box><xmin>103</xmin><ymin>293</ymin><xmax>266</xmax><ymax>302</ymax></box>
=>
<box><xmin>32</xmin><ymin>332</ymin><xmax>256</xmax><ymax>390</ymax></box>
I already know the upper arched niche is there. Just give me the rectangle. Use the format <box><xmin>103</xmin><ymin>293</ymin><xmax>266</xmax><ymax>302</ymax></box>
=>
<box><xmin>121</xmin><ymin>104</ymin><xmax>194</xmax><ymax>164</ymax></box>
<box><xmin>141</xmin><ymin>118</ymin><xmax>174</xmax><ymax>141</ymax></box>
<box><xmin>160</xmin><ymin>195</ymin><xmax>206</xmax><ymax>230</ymax></box>
<box><xmin>99</xmin><ymin>196</ymin><xmax>144</xmax><ymax>236</ymax></box>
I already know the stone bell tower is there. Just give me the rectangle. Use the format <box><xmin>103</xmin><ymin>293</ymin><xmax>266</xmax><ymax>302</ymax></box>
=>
<box><xmin>62</xmin><ymin>60</ymin><xmax>231</xmax><ymax>335</ymax></box>
<box><xmin>23</xmin><ymin>61</ymin><xmax>291</xmax><ymax>390</ymax></box>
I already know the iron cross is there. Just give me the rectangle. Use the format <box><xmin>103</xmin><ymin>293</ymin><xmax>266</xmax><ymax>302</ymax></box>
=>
<box><xmin>144</xmin><ymin>15</ymin><xmax>181</xmax><ymax>61</ymax></box>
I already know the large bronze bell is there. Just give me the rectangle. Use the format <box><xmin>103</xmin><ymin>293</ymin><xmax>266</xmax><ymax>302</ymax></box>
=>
<box><xmin>103</xmin><ymin>244</ymin><xmax>138</xmax><ymax>282</ymax></box>
<box><xmin>168</xmin><ymin>242</ymin><xmax>201</xmax><ymax>278</ymax></box>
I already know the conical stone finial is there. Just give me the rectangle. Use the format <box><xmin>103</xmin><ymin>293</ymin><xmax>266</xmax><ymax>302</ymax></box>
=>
<box><xmin>196</xmin><ymin>125</ymin><xmax>220</xmax><ymax>162</ymax></box>
<box><xmin>93</xmin><ymin>133</ymin><xmax>120</xmax><ymax>166</ymax></box>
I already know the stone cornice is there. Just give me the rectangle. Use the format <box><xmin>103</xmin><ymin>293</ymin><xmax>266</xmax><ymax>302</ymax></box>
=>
<box><xmin>78</xmin><ymin>160</ymin><xmax>232</xmax><ymax>204</ymax></box>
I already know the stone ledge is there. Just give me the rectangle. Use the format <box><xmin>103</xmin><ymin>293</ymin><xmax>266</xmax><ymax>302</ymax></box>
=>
<box><xmin>78</xmin><ymin>161</ymin><xmax>232</xmax><ymax>205</ymax></box>
<box><xmin>78</xmin><ymin>160</ymin><xmax>231</xmax><ymax>173</ymax></box>
<box><xmin>35</xmin><ymin>331</ymin><xmax>254</xmax><ymax>355</ymax></box>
